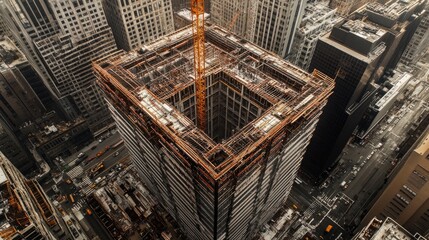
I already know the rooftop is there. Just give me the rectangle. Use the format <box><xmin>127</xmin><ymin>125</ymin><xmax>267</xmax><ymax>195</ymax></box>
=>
<box><xmin>373</xmin><ymin>72</ymin><xmax>411</xmax><ymax>110</ymax></box>
<box><xmin>366</xmin><ymin>0</ymin><xmax>423</xmax><ymax>21</ymax></box>
<box><xmin>95</xmin><ymin>25</ymin><xmax>334</xmax><ymax>179</ymax></box>
<box><xmin>356</xmin><ymin>217</ymin><xmax>427</xmax><ymax>240</ymax></box>
<box><xmin>340</xmin><ymin>19</ymin><xmax>387</xmax><ymax>43</ymax></box>
<box><xmin>415</xmin><ymin>127</ymin><xmax>429</xmax><ymax>156</ymax></box>
<box><xmin>299</xmin><ymin>2</ymin><xmax>338</xmax><ymax>34</ymax></box>
<box><xmin>28</xmin><ymin>117</ymin><xmax>87</xmax><ymax>146</ymax></box>
<box><xmin>176</xmin><ymin>8</ymin><xmax>210</xmax><ymax>22</ymax></box>
<box><xmin>0</xmin><ymin>37</ymin><xmax>26</xmax><ymax>70</ymax></box>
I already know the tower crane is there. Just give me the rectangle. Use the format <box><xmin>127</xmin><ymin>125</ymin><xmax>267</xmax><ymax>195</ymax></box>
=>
<box><xmin>191</xmin><ymin>0</ymin><xmax>206</xmax><ymax>131</ymax></box>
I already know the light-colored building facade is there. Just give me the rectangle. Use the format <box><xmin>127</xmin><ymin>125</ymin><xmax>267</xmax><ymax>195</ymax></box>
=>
<box><xmin>211</xmin><ymin>0</ymin><xmax>306</xmax><ymax>58</ymax></box>
<box><xmin>102</xmin><ymin>0</ymin><xmax>175</xmax><ymax>51</ymax></box>
<box><xmin>355</xmin><ymin>72</ymin><xmax>411</xmax><ymax>139</ymax></box>
<box><xmin>290</xmin><ymin>2</ymin><xmax>340</xmax><ymax>71</ymax></box>
<box><xmin>362</xmin><ymin>130</ymin><xmax>429</xmax><ymax>237</ymax></box>
<box><xmin>1</xmin><ymin>0</ymin><xmax>120</xmax><ymax>133</ymax></box>
<box><xmin>33</xmin><ymin>0</ymin><xmax>120</xmax><ymax>133</ymax></box>
<box><xmin>401</xmin><ymin>6</ymin><xmax>429</xmax><ymax>65</ymax></box>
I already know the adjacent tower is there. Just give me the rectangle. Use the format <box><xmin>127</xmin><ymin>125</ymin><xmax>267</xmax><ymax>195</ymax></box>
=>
<box><xmin>302</xmin><ymin>0</ymin><xmax>427</xmax><ymax>180</ymax></box>
<box><xmin>95</xmin><ymin>26</ymin><xmax>334</xmax><ymax>240</ymax></box>
<box><xmin>362</xmin><ymin>130</ymin><xmax>429</xmax><ymax>237</ymax></box>
<box><xmin>1</xmin><ymin>0</ymin><xmax>121</xmax><ymax>133</ymax></box>
<box><xmin>211</xmin><ymin>0</ymin><xmax>306</xmax><ymax>58</ymax></box>
<box><xmin>102</xmin><ymin>0</ymin><xmax>175</xmax><ymax>51</ymax></box>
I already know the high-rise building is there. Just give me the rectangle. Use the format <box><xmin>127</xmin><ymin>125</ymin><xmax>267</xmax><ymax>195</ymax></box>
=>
<box><xmin>0</xmin><ymin>13</ymin><xmax>11</xmax><ymax>38</ymax></box>
<box><xmin>0</xmin><ymin>123</ymin><xmax>34</xmax><ymax>173</ymax></box>
<box><xmin>290</xmin><ymin>2</ymin><xmax>340</xmax><ymax>71</ymax></box>
<box><xmin>102</xmin><ymin>0</ymin><xmax>175</xmax><ymax>51</ymax></box>
<box><xmin>0</xmin><ymin>36</ymin><xmax>48</xmax><ymax>172</ymax></box>
<box><xmin>362</xmin><ymin>130</ymin><xmax>429</xmax><ymax>237</ymax></box>
<box><xmin>1</xmin><ymin>0</ymin><xmax>121</xmax><ymax>133</ymax></box>
<box><xmin>363</xmin><ymin>0</ymin><xmax>427</xmax><ymax>73</ymax></box>
<box><xmin>0</xmin><ymin>37</ymin><xmax>46</xmax><ymax>127</ymax></box>
<box><xmin>95</xmin><ymin>25</ymin><xmax>334</xmax><ymax>240</ymax></box>
<box><xmin>211</xmin><ymin>0</ymin><xmax>306</xmax><ymax>58</ymax></box>
<box><xmin>0</xmin><ymin>0</ymin><xmax>59</xmax><ymax>99</ymax></box>
<box><xmin>353</xmin><ymin>217</ymin><xmax>427</xmax><ymax>240</ymax></box>
<box><xmin>0</xmin><ymin>152</ymin><xmax>63</xmax><ymax>239</ymax></box>
<box><xmin>401</xmin><ymin>6</ymin><xmax>429</xmax><ymax>65</ymax></box>
<box><xmin>32</xmin><ymin>0</ymin><xmax>120</xmax><ymax>133</ymax></box>
<box><xmin>301</xmin><ymin>19</ymin><xmax>385</xmax><ymax>179</ymax></box>
<box><xmin>301</xmin><ymin>0</ymin><xmax>426</xmax><ymax>179</ymax></box>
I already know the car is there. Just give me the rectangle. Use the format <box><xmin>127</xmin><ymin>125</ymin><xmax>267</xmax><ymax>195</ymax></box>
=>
<box><xmin>114</xmin><ymin>151</ymin><xmax>119</xmax><ymax>157</ymax></box>
<box><xmin>96</xmin><ymin>151</ymin><xmax>104</xmax><ymax>157</ymax></box>
<box><xmin>86</xmin><ymin>208</ymin><xmax>92</xmax><ymax>215</ymax></box>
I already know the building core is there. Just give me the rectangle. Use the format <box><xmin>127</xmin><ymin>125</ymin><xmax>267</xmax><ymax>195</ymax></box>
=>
<box><xmin>95</xmin><ymin>25</ymin><xmax>334</xmax><ymax>240</ymax></box>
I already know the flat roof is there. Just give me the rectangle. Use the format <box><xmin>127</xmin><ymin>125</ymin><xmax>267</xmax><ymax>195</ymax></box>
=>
<box><xmin>321</xmin><ymin>33</ymin><xmax>385</xmax><ymax>62</ymax></box>
<box><xmin>0</xmin><ymin>37</ymin><xmax>27</xmax><ymax>70</ymax></box>
<box><xmin>366</xmin><ymin>0</ymin><xmax>423</xmax><ymax>21</ymax></box>
<box><xmin>340</xmin><ymin>20</ymin><xmax>387</xmax><ymax>43</ymax></box>
<box><xmin>374</xmin><ymin>72</ymin><xmax>411</xmax><ymax>110</ymax></box>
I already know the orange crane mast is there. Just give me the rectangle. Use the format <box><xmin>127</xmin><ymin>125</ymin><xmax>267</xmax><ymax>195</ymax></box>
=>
<box><xmin>191</xmin><ymin>0</ymin><xmax>206</xmax><ymax>131</ymax></box>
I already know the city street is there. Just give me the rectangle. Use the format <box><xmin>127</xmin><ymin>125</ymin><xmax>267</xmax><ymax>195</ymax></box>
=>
<box><xmin>40</xmin><ymin>131</ymin><xmax>129</xmax><ymax>239</ymax></box>
<box><xmin>284</xmin><ymin>51</ymin><xmax>429</xmax><ymax>239</ymax></box>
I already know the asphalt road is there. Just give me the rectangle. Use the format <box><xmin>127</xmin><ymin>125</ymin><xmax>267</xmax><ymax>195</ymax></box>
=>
<box><xmin>284</xmin><ymin>53</ymin><xmax>429</xmax><ymax>239</ymax></box>
<box><xmin>41</xmin><ymin>131</ymin><xmax>130</xmax><ymax>240</ymax></box>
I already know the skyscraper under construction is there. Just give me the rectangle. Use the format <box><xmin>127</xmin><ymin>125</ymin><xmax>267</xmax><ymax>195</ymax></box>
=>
<box><xmin>94</xmin><ymin>25</ymin><xmax>334</xmax><ymax>240</ymax></box>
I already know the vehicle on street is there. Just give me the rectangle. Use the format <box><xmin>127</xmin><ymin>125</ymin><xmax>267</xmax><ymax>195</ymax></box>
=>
<box><xmin>86</xmin><ymin>208</ymin><xmax>92</xmax><ymax>215</ymax></box>
<box><xmin>69</xmin><ymin>194</ymin><xmax>75</xmax><ymax>203</ymax></box>
<box><xmin>340</xmin><ymin>181</ymin><xmax>348</xmax><ymax>190</ymax></box>
<box><xmin>114</xmin><ymin>151</ymin><xmax>119</xmax><ymax>157</ymax></box>
<box><xmin>77</xmin><ymin>152</ymin><xmax>87</xmax><ymax>159</ymax></box>
<box><xmin>89</xmin><ymin>161</ymin><xmax>104</xmax><ymax>178</ymax></box>
<box><xmin>96</xmin><ymin>150</ymin><xmax>104</xmax><ymax>158</ymax></box>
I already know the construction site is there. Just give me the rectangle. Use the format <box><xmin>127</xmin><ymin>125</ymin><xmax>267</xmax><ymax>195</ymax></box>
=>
<box><xmin>94</xmin><ymin>8</ymin><xmax>334</xmax><ymax>238</ymax></box>
<box><xmin>0</xmin><ymin>153</ymin><xmax>63</xmax><ymax>240</ymax></box>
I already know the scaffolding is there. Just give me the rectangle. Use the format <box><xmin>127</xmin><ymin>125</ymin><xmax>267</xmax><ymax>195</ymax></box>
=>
<box><xmin>191</xmin><ymin>0</ymin><xmax>207</xmax><ymax>131</ymax></box>
<box><xmin>94</xmin><ymin>25</ymin><xmax>334</xmax><ymax>183</ymax></box>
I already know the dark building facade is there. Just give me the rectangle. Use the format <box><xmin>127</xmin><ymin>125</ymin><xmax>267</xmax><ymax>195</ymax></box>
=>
<box><xmin>302</xmin><ymin>0</ymin><xmax>427</xmax><ymax>180</ymax></box>
<box><xmin>302</xmin><ymin>20</ymin><xmax>385</xmax><ymax>180</ymax></box>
